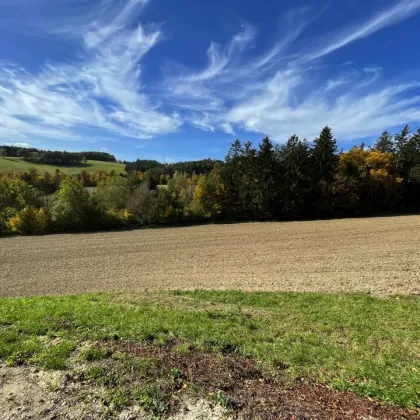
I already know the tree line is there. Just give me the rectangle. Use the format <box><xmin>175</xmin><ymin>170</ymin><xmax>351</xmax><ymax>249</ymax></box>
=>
<box><xmin>0</xmin><ymin>145</ymin><xmax>116</xmax><ymax>164</ymax></box>
<box><xmin>124</xmin><ymin>158</ymin><xmax>222</xmax><ymax>185</ymax></box>
<box><xmin>1</xmin><ymin>125</ymin><xmax>420</xmax><ymax>235</ymax></box>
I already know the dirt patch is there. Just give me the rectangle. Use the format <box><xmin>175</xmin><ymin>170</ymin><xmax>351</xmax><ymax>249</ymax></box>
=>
<box><xmin>0</xmin><ymin>365</ymin><xmax>87</xmax><ymax>420</ymax></box>
<box><xmin>0</xmin><ymin>364</ymin><xmax>228</xmax><ymax>420</ymax></box>
<box><xmin>1</xmin><ymin>216</ymin><xmax>420</xmax><ymax>297</ymax></box>
<box><xmin>113</xmin><ymin>341</ymin><xmax>419</xmax><ymax>419</ymax></box>
<box><xmin>2</xmin><ymin>343</ymin><xmax>418</xmax><ymax>419</ymax></box>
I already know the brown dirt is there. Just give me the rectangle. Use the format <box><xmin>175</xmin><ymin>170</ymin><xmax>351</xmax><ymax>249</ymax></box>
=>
<box><xmin>112</xmin><ymin>341</ymin><xmax>420</xmax><ymax>419</ymax></box>
<box><xmin>2</xmin><ymin>342</ymin><xmax>418</xmax><ymax>420</ymax></box>
<box><xmin>1</xmin><ymin>216</ymin><xmax>420</xmax><ymax>297</ymax></box>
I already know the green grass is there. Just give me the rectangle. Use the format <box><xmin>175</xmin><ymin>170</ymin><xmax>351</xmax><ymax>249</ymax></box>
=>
<box><xmin>0</xmin><ymin>291</ymin><xmax>418</xmax><ymax>408</ymax></box>
<box><xmin>0</xmin><ymin>157</ymin><xmax>126</xmax><ymax>174</ymax></box>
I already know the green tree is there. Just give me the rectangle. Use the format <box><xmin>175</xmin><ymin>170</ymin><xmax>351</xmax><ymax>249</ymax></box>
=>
<box><xmin>0</xmin><ymin>177</ymin><xmax>43</xmax><ymax>215</ymax></box>
<box><xmin>51</xmin><ymin>178</ymin><xmax>102</xmax><ymax>230</ymax></box>
<box><xmin>96</xmin><ymin>176</ymin><xmax>131</xmax><ymax>211</ymax></box>
<box><xmin>373</xmin><ymin>131</ymin><xmax>395</xmax><ymax>154</ymax></box>
<box><xmin>278</xmin><ymin>135</ymin><xmax>312</xmax><ymax>218</ymax></box>
<box><xmin>0</xmin><ymin>148</ymin><xmax>7</xmax><ymax>157</ymax></box>
<box><xmin>394</xmin><ymin>125</ymin><xmax>411</xmax><ymax>154</ymax></box>
<box><xmin>223</xmin><ymin>140</ymin><xmax>259</xmax><ymax>219</ymax></box>
<box><xmin>396</xmin><ymin>126</ymin><xmax>420</xmax><ymax>178</ymax></box>
<box><xmin>256</xmin><ymin>137</ymin><xmax>280</xmax><ymax>219</ymax></box>
<box><xmin>311</xmin><ymin>126</ymin><xmax>339</xmax><ymax>182</ymax></box>
<box><xmin>128</xmin><ymin>183</ymin><xmax>160</xmax><ymax>225</ymax></box>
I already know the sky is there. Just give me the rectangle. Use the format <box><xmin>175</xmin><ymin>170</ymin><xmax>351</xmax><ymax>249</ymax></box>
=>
<box><xmin>1</xmin><ymin>0</ymin><xmax>420</xmax><ymax>162</ymax></box>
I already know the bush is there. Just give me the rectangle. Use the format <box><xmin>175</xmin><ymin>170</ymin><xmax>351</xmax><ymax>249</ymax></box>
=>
<box><xmin>103</xmin><ymin>209</ymin><xmax>137</xmax><ymax>229</ymax></box>
<box><xmin>9</xmin><ymin>207</ymin><xmax>51</xmax><ymax>235</ymax></box>
<box><xmin>0</xmin><ymin>213</ymin><xmax>10</xmax><ymax>235</ymax></box>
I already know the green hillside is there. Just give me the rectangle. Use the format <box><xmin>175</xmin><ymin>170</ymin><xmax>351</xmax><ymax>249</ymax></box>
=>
<box><xmin>0</xmin><ymin>157</ymin><xmax>126</xmax><ymax>174</ymax></box>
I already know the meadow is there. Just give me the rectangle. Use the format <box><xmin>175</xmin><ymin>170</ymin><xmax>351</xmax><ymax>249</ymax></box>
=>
<box><xmin>0</xmin><ymin>157</ymin><xmax>126</xmax><ymax>174</ymax></box>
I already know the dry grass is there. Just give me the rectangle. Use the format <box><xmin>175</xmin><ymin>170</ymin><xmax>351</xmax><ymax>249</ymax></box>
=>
<box><xmin>1</xmin><ymin>215</ymin><xmax>420</xmax><ymax>297</ymax></box>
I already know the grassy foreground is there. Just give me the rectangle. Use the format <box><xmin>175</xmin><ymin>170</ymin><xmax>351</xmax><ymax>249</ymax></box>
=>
<box><xmin>0</xmin><ymin>291</ymin><xmax>419</xmax><ymax>410</ymax></box>
<box><xmin>0</xmin><ymin>157</ymin><xmax>125</xmax><ymax>174</ymax></box>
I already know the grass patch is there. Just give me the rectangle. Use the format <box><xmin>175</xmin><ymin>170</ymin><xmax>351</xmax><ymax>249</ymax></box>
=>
<box><xmin>0</xmin><ymin>157</ymin><xmax>125</xmax><ymax>174</ymax></box>
<box><xmin>0</xmin><ymin>291</ymin><xmax>418</xmax><ymax>408</ymax></box>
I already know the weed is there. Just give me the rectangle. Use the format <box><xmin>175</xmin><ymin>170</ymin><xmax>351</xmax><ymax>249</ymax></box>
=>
<box><xmin>81</xmin><ymin>346</ymin><xmax>112</xmax><ymax>362</ymax></box>
<box><xmin>214</xmin><ymin>390</ymin><xmax>233</xmax><ymax>409</ymax></box>
<box><xmin>134</xmin><ymin>385</ymin><xmax>170</xmax><ymax>414</ymax></box>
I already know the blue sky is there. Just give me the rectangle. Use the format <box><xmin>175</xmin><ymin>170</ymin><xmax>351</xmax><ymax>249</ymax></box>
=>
<box><xmin>1</xmin><ymin>0</ymin><xmax>420</xmax><ymax>162</ymax></box>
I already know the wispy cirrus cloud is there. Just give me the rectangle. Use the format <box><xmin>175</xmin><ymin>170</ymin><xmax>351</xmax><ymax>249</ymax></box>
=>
<box><xmin>1</xmin><ymin>0</ymin><xmax>420</xmax><ymax>147</ymax></box>
<box><xmin>164</xmin><ymin>0</ymin><xmax>420</xmax><ymax>141</ymax></box>
<box><xmin>0</xmin><ymin>0</ymin><xmax>180</xmax><ymax>142</ymax></box>
<box><xmin>300</xmin><ymin>0</ymin><xmax>420</xmax><ymax>62</ymax></box>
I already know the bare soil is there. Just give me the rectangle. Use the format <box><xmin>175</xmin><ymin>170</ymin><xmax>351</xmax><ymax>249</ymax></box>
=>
<box><xmin>1</xmin><ymin>216</ymin><xmax>420</xmax><ymax>297</ymax></box>
<box><xmin>114</xmin><ymin>341</ymin><xmax>420</xmax><ymax>419</ymax></box>
<box><xmin>1</xmin><ymin>342</ymin><xmax>418</xmax><ymax>420</ymax></box>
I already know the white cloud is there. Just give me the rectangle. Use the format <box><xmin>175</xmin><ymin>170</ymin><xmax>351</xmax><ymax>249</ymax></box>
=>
<box><xmin>1</xmin><ymin>0</ymin><xmax>420</xmax><ymax>147</ymax></box>
<box><xmin>5</xmin><ymin>142</ymin><xmax>31</xmax><ymax>148</ymax></box>
<box><xmin>0</xmin><ymin>0</ymin><xmax>181</xmax><ymax>143</ymax></box>
<box><xmin>300</xmin><ymin>0</ymin><xmax>420</xmax><ymax>62</ymax></box>
<box><xmin>163</xmin><ymin>0</ymin><xmax>420</xmax><ymax>142</ymax></box>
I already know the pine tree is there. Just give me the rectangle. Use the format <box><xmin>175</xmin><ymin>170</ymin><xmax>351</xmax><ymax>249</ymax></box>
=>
<box><xmin>373</xmin><ymin>131</ymin><xmax>394</xmax><ymax>154</ymax></box>
<box><xmin>311</xmin><ymin>126</ymin><xmax>339</xmax><ymax>182</ymax></box>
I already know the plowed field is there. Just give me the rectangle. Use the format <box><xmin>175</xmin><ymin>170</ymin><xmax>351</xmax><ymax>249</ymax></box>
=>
<box><xmin>1</xmin><ymin>216</ymin><xmax>419</xmax><ymax>297</ymax></box>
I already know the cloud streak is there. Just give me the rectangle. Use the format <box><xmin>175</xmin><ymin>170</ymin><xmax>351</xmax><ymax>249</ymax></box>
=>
<box><xmin>164</xmin><ymin>0</ymin><xmax>420</xmax><ymax>141</ymax></box>
<box><xmin>301</xmin><ymin>0</ymin><xmax>420</xmax><ymax>62</ymax></box>
<box><xmin>1</xmin><ymin>0</ymin><xmax>420</xmax><ymax>146</ymax></box>
<box><xmin>0</xmin><ymin>0</ymin><xmax>180</xmax><ymax>142</ymax></box>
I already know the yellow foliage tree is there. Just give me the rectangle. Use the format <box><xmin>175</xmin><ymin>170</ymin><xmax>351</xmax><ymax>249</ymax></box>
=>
<box><xmin>9</xmin><ymin>207</ymin><xmax>50</xmax><ymax>235</ymax></box>
<box><xmin>341</xmin><ymin>147</ymin><xmax>401</xmax><ymax>184</ymax></box>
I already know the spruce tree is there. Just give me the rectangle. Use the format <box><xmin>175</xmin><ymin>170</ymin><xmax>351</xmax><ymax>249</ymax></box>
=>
<box><xmin>311</xmin><ymin>126</ymin><xmax>339</xmax><ymax>182</ymax></box>
<box><xmin>373</xmin><ymin>131</ymin><xmax>395</xmax><ymax>154</ymax></box>
<box><xmin>257</xmin><ymin>137</ymin><xmax>278</xmax><ymax>218</ymax></box>
<box><xmin>394</xmin><ymin>125</ymin><xmax>411</xmax><ymax>155</ymax></box>
<box><xmin>395</xmin><ymin>125</ymin><xmax>412</xmax><ymax>177</ymax></box>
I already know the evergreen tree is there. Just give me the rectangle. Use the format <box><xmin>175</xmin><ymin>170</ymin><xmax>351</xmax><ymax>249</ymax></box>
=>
<box><xmin>402</xmin><ymin>129</ymin><xmax>420</xmax><ymax>177</ymax></box>
<box><xmin>395</xmin><ymin>125</ymin><xmax>411</xmax><ymax>154</ymax></box>
<box><xmin>311</xmin><ymin>126</ymin><xmax>339</xmax><ymax>182</ymax></box>
<box><xmin>395</xmin><ymin>125</ymin><xmax>413</xmax><ymax>177</ymax></box>
<box><xmin>278</xmin><ymin>135</ymin><xmax>312</xmax><ymax>218</ymax></box>
<box><xmin>373</xmin><ymin>131</ymin><xmax>394</xmax><ymax>154</ymax></box>
<box><xmin>256</xmin><ymin>137</ymin><xmax>279</xmax><ymax>218</ymax></box>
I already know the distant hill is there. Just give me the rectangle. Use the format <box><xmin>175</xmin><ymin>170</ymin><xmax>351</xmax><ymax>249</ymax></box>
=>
<box><xmin>0</xmin><ymin>145</ymin><xmax>116</xmax><ymax>164</ymax></box>
<box><xmin>0</xmin><ymin>157</ymin><xmax>126</xmax><ymax>174</ymax></box>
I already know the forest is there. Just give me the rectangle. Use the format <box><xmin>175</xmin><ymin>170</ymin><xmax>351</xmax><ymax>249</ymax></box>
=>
<box><xmin>0</xmin><ymin>146</ymin><xmax>116</xmax><ymax>164</ymax></box>
<box><xmin>1</xmin><ymin>125</ymin><xmax>420</xmax><ymax>235</ymax></box>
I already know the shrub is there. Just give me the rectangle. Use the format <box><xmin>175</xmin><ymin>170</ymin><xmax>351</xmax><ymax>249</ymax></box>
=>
<box><xmin>0</xmin><ymin>213</ymin><xmax>10</xmax><ymax>235</ymax></box>
<box><xmin>103</xmin><ymin>209</ymin><xmax>137</xmax><ymax>228</ymax></box>
<box><xmin>9</xmin><ymin>207</ymin><xmax>51</xmax><ymax>235</ymax></box>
